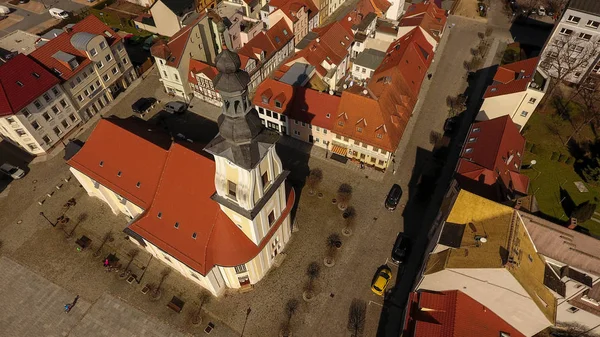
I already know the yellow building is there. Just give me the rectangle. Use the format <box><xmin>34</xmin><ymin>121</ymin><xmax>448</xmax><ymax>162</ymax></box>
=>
<box><xmin>67</xmin><ymin>47</ymin><xmax>294</xmax><ymax>296</ymax></box>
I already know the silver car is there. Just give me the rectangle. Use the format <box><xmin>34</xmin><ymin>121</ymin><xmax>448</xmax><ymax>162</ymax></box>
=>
<box><xmin>0</xmin><ymin>163</ymin><xmax>25</xmax><ymax>179</ymax></box>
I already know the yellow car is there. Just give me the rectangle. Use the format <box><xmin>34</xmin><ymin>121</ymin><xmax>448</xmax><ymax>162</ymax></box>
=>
<box><xmin>371</xmin><ymin>266</ymin><xmax>393</xmax><ymax>296</ymax></box>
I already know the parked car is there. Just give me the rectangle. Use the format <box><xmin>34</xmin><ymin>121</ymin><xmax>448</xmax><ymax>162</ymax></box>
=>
<box><xmin>164</xmin><ymin>101</ymin><xmax>186</xmax><ymax>114</ymax></box>
<box><xmin>49</xmin><ymin>8</ymin><xmax>69</xmax><ymax>19</ymax></box>
<box><xmin>391</xmin><ymin>233</ymin><xmax>411</xmax><ymax>264</ymax></box>
<box><xmin>538</xmin><ymin>6</ymin><xmax>546</xmax><ymax>16</ymax></box>
<box><xmin>385</xmin><ymin>184</ymin><xmax>403</xmax><ymax>211</ymax></box>
<box><xmin>443</xmin><ymin>117</ymin><xmax>456</xmax><ymax>133</ymax></box>
<box><xmin>19</xmin><ymin>0</ymin><xmax>29</xmax><ymax>4</ymax></box>
<box><xmin>0</xmin><ymin>163</ymin><xmax>25</xmax><ymax>179</ymax></box>
<box><xmin>371</xmin><ymin>265</ymin><xmax>392</xmax><ymax>296</ymax></box>
<box><xmin>546</xmin><ymin>7</ymin><xmax>555</xmax><ymax>16</ymax></box>
<box><xmin>0</xmin><ymin>5</ymin><xmax>11</xmax><ymax>15</ymax></box>
<box><xmin>131</xmin><ymin>97</ymin><xmax>157</xmax><ymax>115</ymax></box>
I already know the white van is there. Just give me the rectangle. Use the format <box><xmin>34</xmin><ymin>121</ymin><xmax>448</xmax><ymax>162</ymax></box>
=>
<box><xmin>0</xmin><ymin>5</ymin><xmax>11</xmax><ymax>15</ymax></box>
<box><xmin>49</xmin><ymin>8</ymin><xmax>69</xmax><ymax>19</ymax></box>
<box><xmin>0</xmin><ymin>163</ymin><xmax>25</xmax><ymax>179</ymax></box>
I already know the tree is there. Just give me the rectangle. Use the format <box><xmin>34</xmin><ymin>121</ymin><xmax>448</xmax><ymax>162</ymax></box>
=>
<box><xmin>347</xmin><ymin>299</ymin><xmax>367</xmax><ymax>337</ymax></box>
<box><xmin>342</xmin><ymin>206</ymin><xmax>356</xmax><ymax>236</ymax></box>
<box><xmin>304</xmin><ymin>262</ymin><xmax>321</xmax><ymax>300</ymax></box>
<box><xmin>539</xmin><ymin>34</ymin><xmax>600</xmax><ymax>96</ymax></box>
<box><xmin>306</xmin><ymin>168</ymin><xmax>323</xmax><ymax>196</ymax></box>
<box><xmin>324</xmin><ymin>233</ymin><xmax>341</xmax><ymax>266</ymax></box>
<box><xmin>66</xmin><ymin>213</ymin><xmax>88</xmax><ymax>238</ymax></box>
<box><xmin>446</xmin><ymin>94</ymin><xmax>467</xmax><ymax>116</ymax></box>
<box><xmin>280</xmin><ymin>298</ymin><xmax>299</xmax><ymax>337</ymax></box>
<box><xmin>192</xmin><ymin>291</ymin><xmax>212</xmax><ymax>325</ymax></box>
<box><xmin>93</xmin><ymin>231</ymin><xmax>113</xmax><ymax>258</ymax></box>
<box><xmin>151</xmin><ymin>268</ymin><xmax>171</xmax><ymax>300</ymax></box>
<box><xmin>564</xmin><ymin>86</ymin><xmax>600</xmax><ymax>144</ymax></box>
<box><xmin>571</xmin><ymin>201</ymin><xmax>597</xmax><ymax>222</ymax></box>
<box><xmin>337</xmin><ymin>184</ymin><xmax>353</xmax><ymax>210</ymax></box>
<box><xmin>550</xmin><ymin>322</ymin><xmax>600</xmax><ymax>336</ymax></box>
<box><xmin>124</xmin><ymin>248</ymin><xmax>139</xmax><ymax>271</ymax></box>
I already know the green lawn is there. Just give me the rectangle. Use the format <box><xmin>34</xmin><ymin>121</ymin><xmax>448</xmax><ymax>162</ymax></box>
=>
<box><xmin>521</xmin><ymin>100</ymin><xmax>600</xmax><ymax>235</ymax></box>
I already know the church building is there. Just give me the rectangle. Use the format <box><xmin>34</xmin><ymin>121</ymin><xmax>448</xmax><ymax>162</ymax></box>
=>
<box><xmin>66</xmin><ymin>44</ymin><xmax>295</xmax><ymax>296</ymax></box>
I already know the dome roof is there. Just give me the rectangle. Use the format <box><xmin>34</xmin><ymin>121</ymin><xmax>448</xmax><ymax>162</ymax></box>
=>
<box><xmin>215</xmin><ymin>49</ymin><xmax>241</xmax><ymax>74</ymax></box>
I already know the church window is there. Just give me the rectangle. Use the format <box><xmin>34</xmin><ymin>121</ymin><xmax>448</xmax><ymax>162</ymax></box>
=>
<box><xmin>262</xmin><ymin>171</ymin><xmax>269</xmax><ymax>188</ymax></box>
<box><xmin>268</xmin><ymin>210</ymin><xmax>276</xmax><ymax>227</ymax></box>
<box><xmin>228</xmin><ymin>181</ymin><xmax>237</xmax><ymax>200</ymax></box>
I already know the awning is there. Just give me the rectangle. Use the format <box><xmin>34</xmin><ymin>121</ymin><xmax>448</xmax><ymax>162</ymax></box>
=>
<box><xmin>331</xmin><ymin>145</ymin><xmax>348</xmax><ymax>156</ymax></box>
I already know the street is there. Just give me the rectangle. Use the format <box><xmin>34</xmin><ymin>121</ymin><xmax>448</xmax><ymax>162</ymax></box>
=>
<box><xmin>0</xmin><ymin>0</ymin><xmax>86</xmax><ymax>37</ymax></box>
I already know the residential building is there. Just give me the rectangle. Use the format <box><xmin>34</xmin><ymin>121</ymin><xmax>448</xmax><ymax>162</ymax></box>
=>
<box><xmin>520</xmin><ymin>212</ymin><xmax>600</xmax><ymax>335</ymax></box>
<box><xmin>398</xmin><ymin>1</ymin><xmax>447</xmax><ymax>51</ymax></box>
<box><xmin>221</xmin><ymin>0</ymin><xmax>267</xmax><ymax>20</ymax></box>
<box><xmin>351</xmin><ymin>48</ymin><xmax>385</xmax><ymax>81</ymax></box>
<box><xmin>268</xmin><ymin>0</ymin><xmax>316</xmax><ymax>45</ymax></box>
<box><xmin>276</xmin><ymin>62</ymin><xmax>316</xmax><ymax>87</ymax></box>
<box><xmin>538</xmin><ymin>0</ymin><xmax>600</xmax><ymax>84</ymax></box>
<box><xmin>134</xmin><ymin>0</ymin><xmax>196</xmax><ymax>36</ymax></box>
<box><xmin>477</xmin><ymin>57</ymin><xmax>548</xmax><ymax>131</ymax></box>
<box><xmin>403</xmin><ymin>290</ymin><xmax>526</xmax><ymax>337</ymax></box>
<box><xmin>315</xmin><ymin>0</ymin><xmax>329</xmax><ymax>25</ymax></box>
<box><xmin>237</xmin><ymin>19</ymin><xmax>295</xmax><ymax>90</ymax></box>
<box><xmin>195</xmin><ymin>0</ymin><xmax>217</xmax><ymax>12</ymax></box>
<box><xmin>0</xmin><ymin>30</ymin><xmax>47</xmax><ymax>62</ymax></box>
<box><xmin>417</xmin><ymin>190</ymin><xmax>556</xmax><ymax>336</ymax></box>
<box><xmin>151</xmin><ymin>14</ymin><xmax>223</xmax><ymax>99</ymax></box>
<box><xmin>67</xmin><ymin>48</ymin><xmax>295</xmax><ymax>297</ymax></box>
<box><xmin>285</xmin><ymin>21</ymin><xmax>354</xmax><ymax>89</ymax></box>
<box><xmin>252</xmin><ymin>79</ymin><xmax>339</xmax><ymax>150</ymax></box>
<box><xmin>30</xmin><ymin>16</ymin><xmax>136</xmax><ymax>122</ymax></box>
<box><xmin>365</xmin><ymin>19</ymin><xmax>399</xmax><ymax>52</ymax></box>
<box><xmin>188</xmin><ymin>59</ymin><xmax>220</xmax><ymax>106</ymax></box>
<box><xmin>454</xmin><ymin>116</ymin><xmax>530</xmax><ymax>202</ymax></box>
<box><xmin>0</xmin><ymin>54</ymin><xmax>78</xmax><ymax>155</ymax></box>
<box><xmin>344</xmin><ymin>12</ymin><xmax>377</xmax><ymax>59</ymax></box>
<box><xmin>228</xmin><ymin>11</ymin><xmax>265</xmax><ymax>50</ymax></box>
<box><xmin>332</xmin><ymin>27</ymin><xmax>435</xmax><ymax>170</ymax></box>
<box><xmin>385</xmin><ymin>0</ymin><xmax>404</xmax><ymax>20</ymax></box>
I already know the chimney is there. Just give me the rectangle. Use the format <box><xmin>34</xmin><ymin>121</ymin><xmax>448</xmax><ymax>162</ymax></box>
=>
<box><xmin>514</xmin><ymin>199</ymin><xmax>522</xmax><ymax>210</ymax></box>
<box><xmin>568</xmin><ymin>218</ymin><xmax>578</xmax><ymax>230</ymax></box>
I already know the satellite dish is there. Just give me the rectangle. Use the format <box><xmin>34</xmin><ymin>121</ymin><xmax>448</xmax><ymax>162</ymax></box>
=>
<box><xmin>479</xmin><ymin>237</ymin><xmax>487</xmax><ymax>243</ymax></box>
<box><xmin>316</xmin><ymin>38</ymin><xmax>320</xmax><ymax>43</ymax></box>
<box><xmin>343</xmin><ymin>84</ymin><xmax>348</xmax><ymax>89</ymax></box>
<box><xmin>328</xmin><ymin>90</ymin><xmax>334</xmax><ymax>95</ymax></box>
<box><xmin>348</xmin><ymin>16</ymin><xmax>352</xmax><ymax>21</ymax></box>
<box><xmin>362</xmin><ymin>89</ymin><xmax>368</xmax><ymax>95</ymax></box>
<box><xmin>530</xmin><ymin>160</ymin><xmax>537</xmax><ymax>165</ymax></box>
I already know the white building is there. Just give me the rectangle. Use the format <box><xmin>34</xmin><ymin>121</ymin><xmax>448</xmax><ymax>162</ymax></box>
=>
<box><xmin>476</xmin><ymin>57</ymin><xmax>548</xmax><ymax>131</ymax></box>
<box><xmin>538</xmin><ymin>0</ymin><xmax>600</xmax><ymax>84</ymax></box>
<box><xmin>351</xmin><ymin>48</ymin><xmax>385</xmax><ymax>81</ymax></box>
<box><xmin>67</xmin><ymin>48</ymin><xmax>295</xmax><ymax>297</ymax></box>
<box><xmin>30</xmin><ymin>16</ymin><xmax>137</xmax><ymax>122</ymax></box>
<box><xmin>0</xmin><ymin>54</ymin><xmax>78</xmax><ymax>155</ymax></box>
<box><xmin>188</xmin><ymin>59</ymin><xmax>221</xmax><ymax>107</ymax></box>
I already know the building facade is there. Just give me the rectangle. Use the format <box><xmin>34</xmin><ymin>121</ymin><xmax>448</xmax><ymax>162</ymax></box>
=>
<box><xmin>0</xmin><ymin>54</ymin><xmax>79</xmax><ymax>155</ymax></box>
<box><xmin>188</xmin><ymin>59</ymin><xmax>221</xmax><ymax>106</ymax></box>
<box><xmin>538</xmin><ymin>0</ymin><xmax>600</xmax><ymax>84</ymax></box>
<box><xmin>30</xmin><ymin>16</ymin><xmax>136</xmax><ymax>123</ymax></box>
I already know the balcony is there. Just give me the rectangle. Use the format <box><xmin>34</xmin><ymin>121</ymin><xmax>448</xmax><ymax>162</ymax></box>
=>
<box><xmin>529</xmin><ymin>70</ymin><xmax>548</xmax><ymax>92</ymax></box>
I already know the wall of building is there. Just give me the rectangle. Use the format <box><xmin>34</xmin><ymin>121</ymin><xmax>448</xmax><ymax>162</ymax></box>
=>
<box><xmin>256</xmin><ymin>105</ymin><xmax>289</xmax><ymax>134</ymax></box>
<box><xmin>351</xmin><ymin>63</ymin><xmax>375</xmax><ymax>81</ymax></box>
<box><xmin>190</xmin><ymin>73</ymin><xmax>222</xmax><ymax>106</ymax></box>
<box><xmin>386</xmin><ymin>0</ymin><xmax>405</xmax><ymax>21</ymax></box>
<box><xmin>289</xmin><ymin>119</ymin><xmax>332</xmax><ymax>150</ymax></box>
<box><xmin>477</xmin><ymin>86</ymin><xmax>545</xmax><ymax>131</ymax></box>
<box><xmin>332</xmin><ymin>134</ymin><xmax>391</xmax><ymax>169</ymax></box>
<box><xmin>150</xmin><ymin>1</ymin><xmax>183</xmax><ymax>37</ymax></box>
<box><xmin>0</xmin><ymin>84</ymin><xmax>79</xmax><ymax>155</ymax></box>
<box><xmin>418</xmin><ymin>268</ymin><xmax>552</xmax><ymax>336</ymax></box>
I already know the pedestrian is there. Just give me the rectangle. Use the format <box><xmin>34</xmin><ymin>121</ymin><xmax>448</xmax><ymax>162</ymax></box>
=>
<box><xmin>64</xmin><ymin>304</ymin><xmax>72</xmax><ymax>313</ymax></box>
<box><xmin>427</xmin><ymin>73</ymin><xmax>432</xmax><ymax>80</ymax></box>
<box><xmin>104</xmin><ymin>259</ymin><xmax>109</xmax><ymax>267</ymax></box>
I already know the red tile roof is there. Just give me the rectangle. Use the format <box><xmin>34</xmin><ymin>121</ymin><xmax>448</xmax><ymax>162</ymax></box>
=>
<box><xmin>0</xmin><ymin>54</ymin><xmax>60</xmax><ymax>116</ymax></box>
<box><xmin>290</xmin><ymin>87</ymin><xmax>339</xmax><ymax>129</ymax></box>
<box><xmin>188</xmin><ymin>58</ymin><xmax>218</xmax><ymax>84</ymax></box>
<box><xmin>404</xmin><ymin>290</ymin><xmax>526</xmax><ymax>337</ymax></box>
<box><xmin>67</xmin><ymin>118</ymin><xmax>172</xmax><ymax>209</ymax></box>
<box><xmin>252</xmin><ymin>78</ymin><xmax>294</xmax><ymax>113</ymax></box>
<box><xmin>340</xmin><ymin>0</ymin><xmax>377</xmax><ymax>30</ymax></box>
<box><xmin>369</xmin><ymin>0</ymin><xmax>392</xmax><ymax>16</ymax></box>
<box><xmin>270</xmin><ymin>0</ymin><xmax>318</xmax><ymax>20</ymax></box>
<box><xmin>400</xmin><ymin>1</ymin><xmax>447</xmax><ymax>42</ymax></box>
<box><xmin>30</xmin><ymin>16</ymin><xmax>121</xmax><ymax>81</ymax></box>
<box><xmin>237</xmin><ymin>19</ymin><xmax>293</xmax><ymax>71</ymax></box>
<box><xmin>483</xmin><ymin>57</ymin><xmax>539</xmax><ymax>98</ymax></box>
<box><xmin>456</xmin><ymin>116</ymin><xmax>529</xmax><ymax>197</ymax></box>
<box><xmin>69</xmin><ymin>117</ymin><xmax>296</xmax><ymax>276</ymax></box>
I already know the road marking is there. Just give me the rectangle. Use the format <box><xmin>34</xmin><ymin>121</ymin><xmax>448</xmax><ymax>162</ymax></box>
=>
<box><xmin>368</xmin><ymin>300</ymin><xmax>383</xmax><ymax>307</ymax></box>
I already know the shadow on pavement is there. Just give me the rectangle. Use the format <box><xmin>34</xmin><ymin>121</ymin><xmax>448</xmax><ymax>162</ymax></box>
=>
<box><xmin>0</xmin><ymin>139</ymin><xmax>35</xmax><ymax>194</ymax></box>
<box><xmin>510</xmin><ymin>16</ymin><xmax>554</xmax><ymax>48</ymax></box>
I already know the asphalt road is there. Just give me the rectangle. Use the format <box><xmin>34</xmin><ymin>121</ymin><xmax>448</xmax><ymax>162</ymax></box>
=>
<box><xmin>0</xmin><ymin>0</ymin><xmax>86</xmax><ymax>37</ymax></box>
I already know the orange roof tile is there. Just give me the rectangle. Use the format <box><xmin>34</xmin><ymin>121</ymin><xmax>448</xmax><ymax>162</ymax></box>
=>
<box><xmin>238</xmin><ymin>20</ymin><xmax>293</xmax><ymax>69</ymax></box>
<box><xmin>252</xmin><ymin>78</ymin><xmax>294</xmax><ymax>113</ymax></box>
<box><xmin>369</xmin><ymin>0</ymin><xmax>391</xmax><ymax>16</ymax></box>
<box><xmin>188</xmin><ymin>59</ymin><xmax>218</xmax><ymax>84</ymax></box>
<box><xmin>290</xmin><ymin>87</ymin><xmax>339</xmax><ymax>129</ymax></box>
<box><xmin>30</xmin><ymin>16</ymin><xmax>121</xmax><ymax>81</ymax></box>
<box><xmin>400</xmin><ymin>1</ymin><xmax>448</xmax><ymax>42</ymax></box>
<box><xmin>404</xmin><ymin>290</ymin><xmax>526</xmax><ymax>337</ymax></box>
<box><xmin>483</xmin><ymin>57</ymin><xmax>540</xmax><ymax>98</ymax></box>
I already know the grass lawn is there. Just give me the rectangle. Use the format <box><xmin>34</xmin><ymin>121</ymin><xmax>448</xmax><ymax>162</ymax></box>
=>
<box><xmin>87</xmin><ymin>9</ymin><xmax>151</xmax><ymax>36</ymax></box>
<box><xmin>521</xmin><ymin>96</ymin><xmax>600</xmax><ymax>235</ymax></box>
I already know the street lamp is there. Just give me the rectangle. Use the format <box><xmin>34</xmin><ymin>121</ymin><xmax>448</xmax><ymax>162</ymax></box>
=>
<box><xmin>39</xmin><ymin>212</ymin><xmax>56</xmax><ymax>227</ymax></box>
<box><xmin>240</xmin><ymin>307</ymin><xmax>251</xmax><ymax>337</ymax></box>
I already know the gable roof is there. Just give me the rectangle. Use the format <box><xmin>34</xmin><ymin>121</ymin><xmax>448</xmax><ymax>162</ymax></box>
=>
<box><xmin>30</xmin><ymin>16</ymin><xmax>120</xmax><ymax>81</ymax></box>
<box><xmin>237</xmin><ymin>19</ymin><xmax>293</xmax><ymax>69</ymax></box>
<box><xmin>369</xmin><ymin>0</ymin><xmax>392</xmax><ymax>16</ymax></box>
<box><xmin>404</xmin><ymin>290</ymin><xmax>526</xmax><ymax>337</ymax></box>
<box><xmin>290</xmin><ymin>87</ymin><xmax>339</xmax><ymax>129</ymax></box>
<box><xmin>483</xmin><ymin>57</ymin><xmax>539</xmax><ymax>98</ymax></box>
<box><xmin>456</xmin><ymin>116</ymin><xmax>529</xmax><ymax>197</ymax></box>
<box><xmin>188</xmin><ymin>59</ymin><xmax>218</xmax><ymax>84</ymax></box>
<box><xmin>354</xmin><ymin>48</ymin><xmax>386</xmax><ymax>69</ymax></box>
<box><xmin>151</xmin><ymin>15</ymin><xmax>208</xmax><ymax>68</ymax></box>
<box><xmin>68</xmin><ymin>117</ymin><xmax>296</xmax><ymax>276</ymax></box>
<box><xmin>252</xmin><ymin>78</ymin><xmax>294</xmax><ymax>113</ymax></box>
<box><xmin>0</xmin><ymin>54</ymin><xmax>60</xmax><ymax>116</ymax></box>
<box><xmin>400</xmin><ymin>1</ymin><xmax>447</xmax><ymax>42</ymax></box>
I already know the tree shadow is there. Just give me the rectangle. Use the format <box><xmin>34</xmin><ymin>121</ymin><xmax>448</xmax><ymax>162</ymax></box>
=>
<box><xmin>560</xmin><ymin>187</ymin><xmax>576</xmax><ymax>218</ymax></box>
<box><xmin>551</xmin><ymin>95</ymin><xmax>573</xmax><ymax>122</ymax></box>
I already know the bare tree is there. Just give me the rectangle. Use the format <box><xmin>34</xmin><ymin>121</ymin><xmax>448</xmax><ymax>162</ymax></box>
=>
<box><xmin>192</xmin><ymin>291</ymin><xmax>212</xmax><ymax>325</ymax></box>
<box><xmin>550</xmin><ymin>322</ymin><xmax>600</xmax><ymax>336</ymax></box>
<box><xmin>280</xmin><ymin>298</ymin><xmax>299</xmax><ymax>337</ymax></box>
<box><xmin>518</xmin><ymin>0</ymin><xmax>542</xmax><ymax>17</ymax></box>
<box><xmin>93</xmin><ymin>231</ymin><xmax>113</xmax><ymax>258</ymax></box>
<box><xmin>304</xmin><ymin>262</ymin><xmax>321</xmax><ymax>300</ymax></box>
<box><xmin>151</xmin><ymin>268</ymin><xmax>171</xmax><ymax>300</ymax></box>
<box><xmin>347</xmin><ymin>299</ymin><xmax>367</xmax><ymax>337</ymax></box>
<box><xmin>539</xmin><ymin>34</ymin><xmax>600</xmax><ymax>96</ymax></box>
<box><xmin>342</xmin><ymin>206</ymin><xmax>356</xmax><ymax>236</ymax></box>
<box><xmin>66</xmin><ymin>213</ymin><xmax>88</xmax><ymax>238</ymax></box>
<box><xmin>306</xmin><ymin>168</ymin><xmax>323</xmax><ymax>196</ymax></box>
<box><xmin>124</xmin><ymin>248</ymin><xmax>139</xmax><ymax>271</ymax></box>
<box><xmin>337</xmin><ymin>184</ymin><xmax>353</xmax><ymax>210</ymax></box>
<box><xmin>324</xmin><ymin>233</ymin><xmax>341</xmax><ymax>266</ymax></box>
<box><xmin>564</xmin><ymin>86</ymin><xmax>600</xmax><ymax>144</ymax></box>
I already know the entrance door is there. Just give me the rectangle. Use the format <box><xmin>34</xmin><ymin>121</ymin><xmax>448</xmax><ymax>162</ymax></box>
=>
<box><xmin>309</xmin><ymin>135</ymin><xmax>314</xmax><ymax>143</ymax></box>
<box><xmin>238</xmin><ymin>276</ymin><xmax>250</xmax><ymax>286</ymax></box>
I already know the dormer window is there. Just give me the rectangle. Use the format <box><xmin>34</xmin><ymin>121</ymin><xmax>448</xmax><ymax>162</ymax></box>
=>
<box><xmin>357</xmin><ymin>127</ymin><xmax>362</xmax><ymax>132</ymax></box>
<box><xmin>283</xmin><ymin>29</ymin><xmax>288</xmax><ymax>35</ymax></box>
<box><xmin>192</xmin><ymin>232</ymin><xmax>197</xmax><ymax>239</ymax></box>
<box><xmin>99</xmin><ymin>161</ymin><xmax>104</xmax><ymax>167</ymax></box>
<box><xmin>377</xmin><ymin>134</ymin><xmax>383</xmax><ymax>139</ymax></box>
<box><xmin>32</xmin><ymin>72</ymin><xmax>40</xmax><ymax>78</ymax></box>
<box><xmin>262</xmin><ymin>95</ymin><xmax>269</xmax><ymax>104</ymax></box>
<box><xmin>326</xmin><ymin>113</ymin><xmax>330</xmax><ymax>118</ymax></box>
<box><xmin>275</xmin><ymin>100</ymin><xmax>282</xmax><ymax>108</ymax></box>
<box><xmin>136</xmin><ymin>181</ymin><xmax>141</xmax><ymax>188</ymax></box>
<box><xmin>157</xmin><ymin>212</ymin><xmax>162</xmax><ymax>219</ymax></box>
<box><xmin>468</xmin><ymin>137</ymin><xmax>477</xmax><ymax>143</ymax></box>
<box><xmin>68</xmin><ymin>59</ymin><xmax>79</xmax><ymax>70</ymax></box>
<box><xmin>16</xmin><ymin>81</ymin><xmax>23</xmax><ymax>87</ymax></box>
<box><xmin>472</xmin><ymin>127</ymin><xmax>480</xmax><ymax>133</ymax></box>
<box><xmin>117</xmin><ymin>171</ymin><xmax>122</xmax><ymax>177</ymax></box>
<box><xmin>465</xmin><ymin>148</ymin><xmax>473</xmax><ymax>154</ymax></box>
<box><xmin>338</xmin><ymin>121</ymin><xmax>344</xmax><ymax>126</ymax></box>
<box><xmin>174</xmin><ymin>222</ymin><xmax>179</xmax><ymax>229</ymax></box>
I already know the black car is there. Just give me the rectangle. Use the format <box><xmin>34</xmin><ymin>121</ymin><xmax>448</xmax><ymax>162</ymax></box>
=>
<box><xmin>131</xmin><ymin>97</ymin><xmax>156</xmax><ymax>115</ymax></box>
<box><xmin>385</xmin><ymin>184</ymin><xmax>403</xmax><ymax>211</ymax></box>
<box><xmin>443</xmin><ymin>117</ymin><xmax>456</xmax><ymax>133</ymax></box>
<box><xmin>391</xmin><ymin>233</ymin><xmax>410</xmax><ymax>264</ymax></box>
